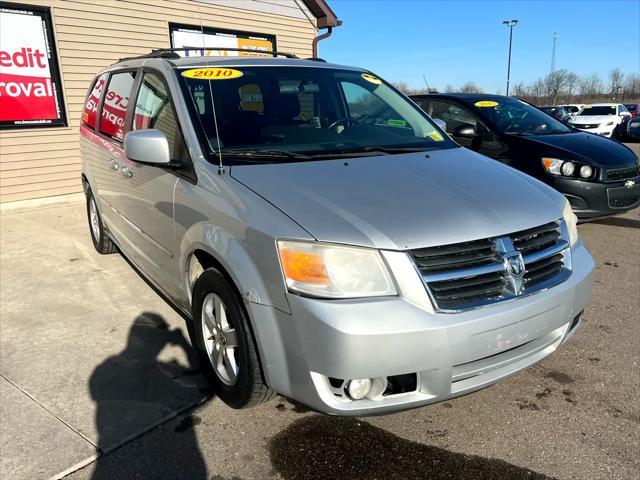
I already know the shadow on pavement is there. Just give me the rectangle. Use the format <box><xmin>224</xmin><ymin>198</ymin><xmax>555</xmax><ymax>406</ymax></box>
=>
<box><xmin>269</xmin><ymin>415</ymin><xmax>557</xmax><ymax>480</ymax></box>
<box><xmin>593</xmin><ymin>216</ymin><xmax>640</xmax><ymax>230</ymax></box>
<box><xmin>89</xmin><ymin>312</ymin><xmax>209</xmax><ymax>480</ymax></box>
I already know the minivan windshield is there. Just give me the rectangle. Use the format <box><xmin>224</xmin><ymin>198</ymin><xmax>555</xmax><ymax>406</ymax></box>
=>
<box><xmin>470</xmin><ymin>97</ymin><xmax>572</xmax><ymax>135</ymax></box>
<box><xmin>577</xmin><ymin>106</ymin><xmax>617</xmax><ymax>116</ymax></box>
<box><xmin>178</xmin><ymin>66</ymin><xmax>453</xmax><ymax>160</ymax></box>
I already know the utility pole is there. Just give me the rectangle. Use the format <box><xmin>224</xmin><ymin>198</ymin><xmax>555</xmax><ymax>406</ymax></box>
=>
<box><xmin>550</xmin><ymin>32</ymin><xmax>558</xmax><ymax>74</ymax></box>
<box><xmin>502</xmin><ymin>19</ymin><xmax>518</xmax><ymax>96</ymax></box>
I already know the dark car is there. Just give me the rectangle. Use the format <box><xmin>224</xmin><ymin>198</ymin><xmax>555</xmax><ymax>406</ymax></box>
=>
<box><xmin>410</xmin><ymin>93</ymin><xmax>640</xmax><ymax>219</ymax></box>
<box><xmin>624</xmin><ymin>103</ymin><xmax>639</xmax><ymax>118</ymax></box>
<box><xmin>540</xmin><ymin>105</ymin><xmax>571</xmax><ymax>124</ymax></box>
<box><xmin>628</xmin><ymin>117</ymin><xmax>640</xmax><ymax>140</ymax></box>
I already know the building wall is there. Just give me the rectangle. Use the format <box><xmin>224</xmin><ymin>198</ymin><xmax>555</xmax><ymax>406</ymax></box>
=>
<box><xmin>0</xmin><ymin>0</ymin><xmax>316</xmax><ymax>204</ymax></box>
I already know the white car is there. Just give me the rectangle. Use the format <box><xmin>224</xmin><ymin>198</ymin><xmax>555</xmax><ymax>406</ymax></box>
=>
<box><xmin>560</xmin><ymin>104</ymin><xmax>584</xmax><ymax>117</ymax></box>
<box><xmin>569</xmin><ymin>103</ymin><xmax>632</xmax><ymax>137</ymax></box>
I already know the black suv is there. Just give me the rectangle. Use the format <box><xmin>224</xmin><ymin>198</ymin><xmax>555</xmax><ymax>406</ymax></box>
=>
<box><xmin>411</xmin><ymin>93</ymin><xmax>640</xmax><ymax>220</ymax></box>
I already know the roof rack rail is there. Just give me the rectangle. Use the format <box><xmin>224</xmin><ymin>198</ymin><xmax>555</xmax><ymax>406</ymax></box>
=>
<box><xmin>118</xmin><ymin>47</ymin><xmax>299</xmax><ymax>63</ymax></box>
<box><xmin>306</xmin><ymin>57</ymin><xmax>327</xmax><ymax>62</ymax></box>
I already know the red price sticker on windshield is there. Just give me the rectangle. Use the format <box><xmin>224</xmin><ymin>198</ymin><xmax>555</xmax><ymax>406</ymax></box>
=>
<box><xmin>181</xmin><ymin>68</ymin><xmax>243</xmax><ymax>80</ymax></box>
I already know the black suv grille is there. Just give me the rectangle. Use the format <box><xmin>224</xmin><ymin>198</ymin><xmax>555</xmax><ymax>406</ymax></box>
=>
<box><xmin>606</xmin><ymin>166</ymin><xmax>640</xmax><ymax>182</ymax></box>
<box><xmin>411</xmin><ymin>222</ymin><xmax>570</xmax><ymax>311</ymax></box>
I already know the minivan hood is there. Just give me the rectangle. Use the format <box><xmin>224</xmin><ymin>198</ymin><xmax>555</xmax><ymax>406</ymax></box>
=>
<box><xmin>231</xmin><ymin>148</ymin><xmax>564</xmax><ymax>250</ymax></box>
<box><xmin>512</xmin><ymin>131</ymin><xmax>638</xmax><ymax>168</ymax></box>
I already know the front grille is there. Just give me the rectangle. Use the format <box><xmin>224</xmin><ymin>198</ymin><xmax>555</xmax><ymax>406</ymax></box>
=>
<box><xmin>573</xmin><ymin>123</ymin><xmax>599</xmax><ymax>129</ymax></box>
<box><xmin>609</xmin><ymin>196</ymin><xmax>640</xmax><ymax>208</ymax></box>
<box><xmin>606</xmin><ymin>166</ymin><xmax>640</xmax><ymax>182</ymax></box>
<box><xmin>412</xmin><ymin>221</ymin><xmax>571</xmax><ymax>311</ymax></box>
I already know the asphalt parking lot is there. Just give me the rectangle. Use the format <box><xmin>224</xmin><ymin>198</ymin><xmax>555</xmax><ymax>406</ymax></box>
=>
<box><xmin>1</xmin><ymin>145</ymin><xmax>639</xmax><ymax>480</ymax></box>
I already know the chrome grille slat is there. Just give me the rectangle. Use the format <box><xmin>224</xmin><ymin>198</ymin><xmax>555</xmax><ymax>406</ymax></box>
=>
<box><xmin>411</xmin><ymin>220</ymin><xmax>571</xmax><ymax>312</ymax></box>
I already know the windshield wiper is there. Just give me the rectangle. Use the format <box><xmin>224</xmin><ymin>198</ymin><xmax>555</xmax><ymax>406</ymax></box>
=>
<box><xmin>359</xmin><ymin>146</ymin><xmax>440</xmax><ymax>154</ymax></box>
<box><xmin>223</xmin><ymin>150</ymin><xmax>313</xmax><ymax>160</ymax></box>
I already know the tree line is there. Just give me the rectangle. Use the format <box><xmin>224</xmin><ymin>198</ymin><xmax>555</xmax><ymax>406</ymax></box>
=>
<box><xmin>393</xmin><ymin>69</ymin><xmax>640</xmax><ymax>105</ymax></box>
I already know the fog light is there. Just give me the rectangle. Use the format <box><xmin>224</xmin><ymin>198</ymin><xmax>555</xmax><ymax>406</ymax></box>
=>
<box><xmin>347</xmin><ymin>378</ymin><xmax>372</xmax><ymax>400</ymax></box>
<box><xmin>561</xmin><ymin>162</ymin><xmax>575</xmax><ymax>176</ymax></box>
<box><xmin>579</xmin><ymin>165</ymin><xmax>593</xmax><ymax>178</ymax></box>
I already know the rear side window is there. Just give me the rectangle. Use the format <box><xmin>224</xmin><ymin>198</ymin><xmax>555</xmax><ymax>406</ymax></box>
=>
<box><xmin>82</xmin><ymin>73</ymin><xmax>108</xmax><ymax>130</ymax></box>
<box><xmin>133</xmin><ymin>72</ymin><xmax>187</xmax><ymax>161</ymax></box>
<box><xmin>100</xmin><ymin>71</ymin><xmax>136</xmax><ymax>142</ymax></box>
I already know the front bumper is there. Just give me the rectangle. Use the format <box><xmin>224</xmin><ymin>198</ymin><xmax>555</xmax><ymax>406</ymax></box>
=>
<box><xmin>571</xmin><ymin>125</ymin><xmax>615</xmax><ymax>137</ymax></box>
<box><xmin>248</xmin><ymin>242</ymin><xmax>595</xmax><ymax>415</ymax></box>
<box><xmin>550</xmin><ymin>175</ymin><xmax>640</xmax><ymax>219</ymax></box>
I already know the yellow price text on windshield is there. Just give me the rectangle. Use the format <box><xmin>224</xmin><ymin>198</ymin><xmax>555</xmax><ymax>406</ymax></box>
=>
<box><xmin>428</xmin><ymin>131</ymin><xmax>444</xmax><ymax>141</ymax></box>
<box><xmin>181</xmin><ymin>68</ymin><xmax>244</xmax><ymax>80</ymax></box>
<box><xmin>361</xmin><ymin>73</ymin><xmax>382</xmax><ymax>85</ymax></box>
<box><xmin>475</xmin><ymin>100</ymin><xmax>499</xmax><ymax>107</ymax></box>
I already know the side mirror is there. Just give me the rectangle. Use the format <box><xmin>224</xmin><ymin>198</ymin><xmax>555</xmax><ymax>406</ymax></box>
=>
<box><xmin>124</xmin><ymin>129</ymin><xmax>171</xmax><ymax>165</ymax></box>
<box><xmin>433</xmin><ymin>118</ymin><xmax>447</xmax><ymax>131</ymax></box>
<box><xmin>452</xmin><ymin>124</ymin><xmax>478</xmax><ymax>138</ymax></box>
<box><xmin>620</xmin><ymin>111</ymin><xmax>631</xmax><ymax>118</ymax></box>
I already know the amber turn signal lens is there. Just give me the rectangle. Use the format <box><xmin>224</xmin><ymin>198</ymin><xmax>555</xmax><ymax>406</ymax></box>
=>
<box><xmin>279</xmin><ymin>249</ymin><xmax>329</xmax><ymax>285</ymax></box>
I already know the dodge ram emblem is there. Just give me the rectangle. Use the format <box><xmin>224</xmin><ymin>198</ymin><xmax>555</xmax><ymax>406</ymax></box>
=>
<box><xmin>625</xmin><ymin>179</ymin><xmax>635</xmax><ymax>189</ymax></box>
<box><xmin>502</xmin><ymin>252</ymin><xmax>525</xmax><ymax>295</ymax></box>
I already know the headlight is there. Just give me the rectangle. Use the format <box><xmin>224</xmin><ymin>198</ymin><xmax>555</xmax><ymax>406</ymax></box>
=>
<box><xmin>542</xmin><ymin>158</ymin><xmax>563</xmax><ymax>175</ymax></box>
<box><xmin>561</xmin><ymin>162</ymin><xmax>575</xmax><ymax>176</ymax></box>
<box><xmin>277</xmin><ymin>240</ymin><xmax>396</xmax><ymax>298</ymax></box>
<box><xmin>605</xmin><ymin>121</ymin><xmax>614</xmax><ymax>126</ymax></box>
<box><xmin>579</xmin><ymin>165</ymin><xmax>593</xmax><ymax>178</ymax></box>
<box><xmin>542</xmin><ymin>158</ymin><xmax>595</xmax><ymax>179</ymax></box>
<box><xmin>562</xmin><ymin>200</ymin><xmax>579</xmax><ymax>247</ymax></box>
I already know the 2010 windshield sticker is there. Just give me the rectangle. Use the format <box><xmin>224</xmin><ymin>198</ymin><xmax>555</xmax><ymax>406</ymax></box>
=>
<box><xmin>361</xmin><ymin>73</ymin><xmax>382</xmax><ymax>85</ymax></box>
<box><xmin>475</xmin><ymin>100</ymin><xmax>499</xmax><ymax>107</ymax></box>
<box><xmin>181</xmin><ymin>68</ymin><xmax>243</xmax><ymax>80</ymax></box>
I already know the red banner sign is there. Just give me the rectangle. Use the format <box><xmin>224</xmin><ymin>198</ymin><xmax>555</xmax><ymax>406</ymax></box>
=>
<box><xmin>0</xmin><ymin>2</ymin><xmax>67</xmax><ymax>129</ymax></box>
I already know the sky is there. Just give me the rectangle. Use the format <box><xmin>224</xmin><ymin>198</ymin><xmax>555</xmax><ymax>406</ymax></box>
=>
<box><xmin>319</xmin><ymin>0</ymin><xmax>640</xmax><ymax>93</ymax></box>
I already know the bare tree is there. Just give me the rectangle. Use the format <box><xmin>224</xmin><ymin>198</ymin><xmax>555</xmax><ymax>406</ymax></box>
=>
<box><xmin>459</xmin><ymin>81</ymin><xmax>482</xmax><ymax>93</ymax></box>
<box><xmin>392</xmin><ymin>81</ymin><xmax>411</xmax><ymax>94</ymax></box>
<box><xmin>444</xmin><ymin>84</ymin><xmax>455</xmax><ymax>93</ymax></box>
<box><xmin>564</xmin><ymin>72</ymin><xmax>580</xmax><ymax>100</ymax></box>
<box><xmin>545</xmin><ymin>69</ymin><xmax>572</xmax><ymax>105</ymax></box>
<box><xmin>609</xmin><ymin>68</ymin><xmax>624</xmax><ymax>97</ymax></box>
<box><xmin>624</xmin><ymin>73</ymin><xmax>640</xmax><ymax>98</ymax></box>
<box><xmin>579</xmin><ymin>73</ymin><xmax>603</xmax><ymax>97</ymax></box>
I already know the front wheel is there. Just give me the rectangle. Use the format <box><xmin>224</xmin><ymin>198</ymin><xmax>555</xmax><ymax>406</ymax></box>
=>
<box><xmin>191</xmin><ymin>268</ymin><xmax>274</xmax><ymax>408</ymax></box>
<box><xmin>86</xmin><ymin>189</ymin><xmax>117</xmax><ymax>254</ymax></box>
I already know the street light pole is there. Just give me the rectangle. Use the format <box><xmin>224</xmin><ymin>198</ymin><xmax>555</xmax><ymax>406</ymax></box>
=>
<box><xmin>502</xmin><ymin>19</ymin><xmax>518</xmax><ymax>96</ymax></box>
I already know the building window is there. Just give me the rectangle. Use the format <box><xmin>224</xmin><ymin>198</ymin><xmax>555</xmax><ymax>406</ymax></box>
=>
<box><xmin>169</xmin><ymin>23</ymin><xmax>276</xmax><ymax>57</ymax></box>
<box><xmin>0</xmin><ymin>2</ymin><xmax>67</xmax><ymax>129</ymax></box>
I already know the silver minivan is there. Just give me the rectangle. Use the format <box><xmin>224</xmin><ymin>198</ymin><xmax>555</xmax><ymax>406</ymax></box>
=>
<box><xmin>80</xmin><ymin>50</ymin><xmax>594</xmax><ymax>415</ymax></box>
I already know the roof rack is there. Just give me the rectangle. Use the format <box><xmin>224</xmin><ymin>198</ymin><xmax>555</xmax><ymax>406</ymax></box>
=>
<box><xmin>118</xmin><ymin>47</ymin><xmax>299</xmax><ymax>63</ymax></box>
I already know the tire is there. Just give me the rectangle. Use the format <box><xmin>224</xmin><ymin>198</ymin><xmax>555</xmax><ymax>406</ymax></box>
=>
<box><xmin>191</xmin><ymin>268</ymin><xmax>274</xmax><ymax>408</ymax></box>
<box><xmin>86</xmin><ymin>189</ymin><xmax>117</xmax><ymax>254</ymax></box>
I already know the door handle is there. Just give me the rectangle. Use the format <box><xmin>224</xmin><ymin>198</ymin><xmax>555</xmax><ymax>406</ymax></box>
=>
<box><xmin>109</xmin><ymin>159</ymin><xmax>119</xmax><ymax>171</ymax></box>
<box><xmin>121</xmin><ymin>166</ymin><xmax>133</xmax><ymax>178</ymax></box>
